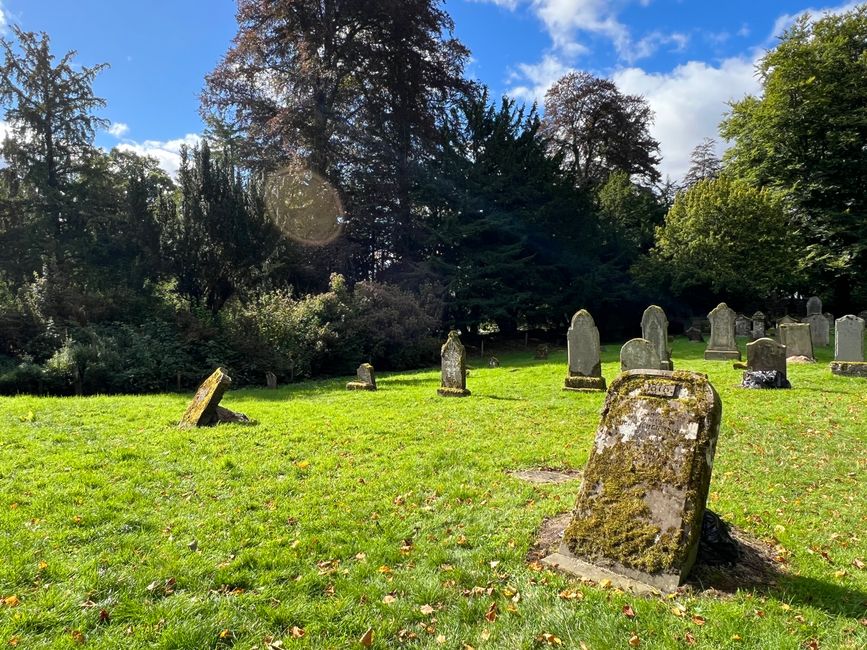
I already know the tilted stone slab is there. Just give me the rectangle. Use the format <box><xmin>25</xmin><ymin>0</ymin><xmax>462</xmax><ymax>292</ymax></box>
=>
<box><xmin>179</xmin><ymin>368</ymin><xmax>233</xmax><ymax>428</ymax></box>
<box><xmin>705</xmin><ymin>303</ymin><xmax>741</xmax><ymax>360</ymax></box>
<box><xmin>835</xmin><ymin>315</ymin><xmax>865</xmax><ymax>362</ymax></box>
<box><xmin>545</xmin><ymin>370</ymin><xmax>722</xmax><ymax>592</ymax></box>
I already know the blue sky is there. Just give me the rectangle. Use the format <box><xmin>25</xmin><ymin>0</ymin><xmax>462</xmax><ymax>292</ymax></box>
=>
<box><xmin>0</xmin><ymin>0</ymin><xmax>860</xmax><ymax>180</ymax></box>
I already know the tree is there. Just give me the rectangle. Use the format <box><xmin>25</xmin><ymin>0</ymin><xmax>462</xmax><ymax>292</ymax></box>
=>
<box><xmin>682</xmin><ymin>138</ymin><xmax>721</xmax><ymax>188</ymax></box>
<box><xmin>541</xmin><ymin>71</ymin><xmax>661</xmax><ymax>189</ymax></box>
<box><xmin>647</xmin><ymin>176</ymin><xmax>800</xmax><ymax>306</ymax></box>
<box><xmin>721</xmin><ymin>6</ymin><xmax>867</xmax><ymax>308</ymax></box>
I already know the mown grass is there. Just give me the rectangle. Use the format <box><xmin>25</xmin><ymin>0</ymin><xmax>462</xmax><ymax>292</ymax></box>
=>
<box><xmin>0</xmin><ymin>338</ymin><xmax>865</xmax><ymax>649</ymax></box>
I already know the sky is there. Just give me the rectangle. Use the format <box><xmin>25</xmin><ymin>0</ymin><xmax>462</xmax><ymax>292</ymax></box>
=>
<box><xmin>0</xmin><ymin>0</ymin><xmax>861</xmax><ymax>182</ymax></box>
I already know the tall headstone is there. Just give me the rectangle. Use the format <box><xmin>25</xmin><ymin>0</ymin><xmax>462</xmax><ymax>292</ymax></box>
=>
<box><xmin>742</xmin><ymin>338</ymin><xmax>790</xmax><ymax>389</ymax></box>
<box><xmin>804</xmin><ymin>313</ymin><xmax>830</xmax><ymax>347</ymax></box>
<box><xmin>620</xmin><ymin>338</ymin><xmax>660</xmax><ymax>372</ymax></box>
<box><xmin>543</xmin><ymin>370</ymin><xmax>722</xmax><ymax>592</ymax></box>
<box><xmin>779</xmin><ymin>323</ymin><xmax>814</xmax><ymax>360</ymax></box>
<box><xmin>179</xmin><ymin>368</ymin><xmax>249</xmax><ymax>427</ymax></box>
<box><xmin>704</xmin><ymin>303</ymin><xmax>741</xmax><ymax>360</ymax></box>
<box><xmin>751</xmin><ymin>311</ymin><xmax>766</xmax><ymax>340</ymax></box>
<box><xmin>564</xmin><ymin>310</ymin><xmax>606</xmax><ymax>392</ymax></box>
<box><xmin>735</xmin><ymin>314</ymin><xmax>751</xmax><ymax>337</ymax></box>
<box><xmin>438</xmin><ymin>331</ymin><xmax>470</xmax><ymax>397</ymax></box>
<box><xmin>347</xmin><ymin>363</ymin><xmax>377</xmax><ymax>391</ymax></box>
<box><xmin>641</xmin><ymin>305</ymin><xmax>673</xmax><ymax>371</ymax></box>
<box><xmin>835</xmin><ymin>315</ymin><xmax>865</xmax><ymax>362</ymax></box>
<box><xmin>806</xmin><ymin>296</ymin><xmax>822</xmax><ymax>316</ymax></box>
<box><xmin>266</xmin><ymin>371</ymin><xmax>277</xmax><ymax>389</ymax></box>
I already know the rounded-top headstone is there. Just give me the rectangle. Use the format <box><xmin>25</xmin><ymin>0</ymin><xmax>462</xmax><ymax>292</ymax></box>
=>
<box><xmin>641</xmin><ymin>305</ymin><xmax>673</xmax><ymax>370</ymax></box>
<box><xmin>835</xmin><ymin>314</ymin><xmax>865</xmax><ymax>362</ymax></box>
<box><xmin>806</xmin><ymin>296</ymin><xmax>822</xmax><ymax>316</ymax></box>
<box><xmin>567</xmin><ymin>309</ymin><xmax>602</xmax><ymax>377</ymax></box>
<box><xmin>705</xmin><ymin>303</ymin><xmax>741</xmax><ymax>360</ymax></box>
<box><xmin>620</xmin><ymin>338</ymin><xmax>660</xmax><ymax>372</ymax></box>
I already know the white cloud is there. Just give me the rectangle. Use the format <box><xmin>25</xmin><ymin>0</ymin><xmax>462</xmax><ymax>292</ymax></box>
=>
<box><xmin>768</xmin><ymin>1</ymin><xmax>860</xmax><ymax>43</ymax></box>
<box><xmin>107</xmin><ymin>122</ymin><xmax>129</xmax><ymax>138</ymax></box>
<box><xmin>116</xmin><ymin>133</ymin><xmax>201</xmax><ymax>178</ymax></box>
<box><xmin>507</xmin><ymin>54</ymin><xmax>573</xmax><ymax>104</ymax></box>
<box><xmin>0</xmin><ymin>2</ymin><xmax>7</xmax><ymax>33</ymax></box>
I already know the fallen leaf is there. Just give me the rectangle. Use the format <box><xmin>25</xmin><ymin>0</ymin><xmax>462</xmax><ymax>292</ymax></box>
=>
<box><xmin>685</xmin><ymin>631</ymin><xmax>696</xmax><ymax>645</ymax></box>
<box><xmin>8</xmin><ymin>637</ymin><xmax>19</xmax><ymax>647</ymax></box>
<box><xmin>296</xmin><ymin>460</ymin><xmax>310</xmax><ymax>469</ymax></box>
<box><xmin>833</xmin><ymin>569</ymin><xmax>847</xmax><ymax>579</ymax></box>
<box><xmin>70</xmin><ymin>630</ymin><xmax>86</xmax><ymax>645</ymax></box>
<box><xmin>481</xmin><ymin>629</ymin><xmax>491</xmax><ymax>641</ymax></box>
<box><xmin>691</xmin><ymin>615</ymin><xmax>706</xmax><ymax>626</ymax></box>
<box><xmin>219</xmin><ymin>629</ymin><xmax>233</xmax><ymax>640</ymax></box>
<box><xmin>291</xmin><ymin>626</ymin><xmax>305</xmax><ymax>639</ymax></box>
<box><xmin>263</xmin><ymin>637</ymin><xmax>284</xmax><ymax>649</ymax></box>
<box><xmin>599</xmin><ymin>579</ymin><xmax>612</xmax><ymax>589</ymax></box>
<box><xmin>731</xmin><ymin>634</ymin><xmax>742</xmax><ymax>641</ymax></box>
<box><xmin>38</xmin><ymin>561</ymin><xmax>48</xmax><ymax>571</ymax></box>
<box><xmin>558</xmin><ymin>589</ymin><xmax>583</xmax><ymax>601</ymax></box>
<box><xmin>805</xmin><ymin>640</ymin><xmax>819</xmax><ymax>650</ymax></box>
<box><xmin>484</xmin><ymin>602</ymin><xmax>497</xmax><ymax>622</ymax></box>
<box><xmin>420</xmin><ymin>604</ymin><xmax>435</xmax><ymax>615</ymax></box>
<box><xmin>3</xmin><ymin>596</ymin><xmax>20</xmax><ymax>608</ymax></box>
<box><xmin>99</xmin><ymin>609</ymin><xmax>111</xmax><ymax>623</ymax></box>
<box><xmin>628</xmin><ymin>634</ymin><xmax>640</xmax><ymax>647</ymax></box>
<box><xmin>622</xmin><ymin>605</ymin><xmax>636</xmax><ymax>619</ymax></box>
<box><xmin>536</xmin><ymin>633</ymin><xmax>563</xmax><ymax>646</ymax></box>
<box><xmin>359</xmin><ymin>628</ymin><xmax>374</xmax><ymax>647</ymax></box>
<box><xmin>383</xmin><ymin>594</ymin><xmax>397</xmax><ymax>605</ymax></box>
<box><xmin>436</xmin><ymin>635</ymin><xmax>446</xmax><ymax>644</ymax></box>
<box><xmin>501</xmin><ymin>586</ymin><xmax>517</xmax><ymax>598</ymax></box>
<box><xmin>355</xmin><ymin>553</ymin><xmax>367</xmax><ymax>561</ymax></box>
<box><xmin>378</xmin><ymin>565</ymin><xmax>392</xmax><ymax>574</ymax></box>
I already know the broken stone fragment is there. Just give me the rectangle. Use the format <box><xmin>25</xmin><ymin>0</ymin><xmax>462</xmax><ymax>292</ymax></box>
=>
<box><xmin>179</xmin><ymin>368</ymin><xmax>249</xmax><ymax>428</ymax></box>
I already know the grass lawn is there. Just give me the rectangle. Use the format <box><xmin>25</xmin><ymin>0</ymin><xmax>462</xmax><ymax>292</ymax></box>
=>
<box><xmin>1</xmin><ymin>338</ymin><xmax>865</xmax><ymax>649</ymax></box>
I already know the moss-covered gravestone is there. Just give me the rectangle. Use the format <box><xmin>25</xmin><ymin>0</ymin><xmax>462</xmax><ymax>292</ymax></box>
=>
<box><xmin>641</xmin><ymin>305</ymin><xmax>673</xmax><ymax>370</ymax></box>
<box><xmin>543</xmin><ymin>370</ymin><xmax>722</xmax><ymax>593</ymax></box>
<box><xmin>346</xmin><ymin>363</ymin><xmax>377</xmax><ymax>391</ymax></box>
<box><xmin>438</xmin><ymin>331</ymin><xmax>470</xmax><ymax>397</ymax></box>
<box><xmin>620</xmin><ymin>338</ymin><xmax>660</xmax><ymax>372</ymax></box>
<box><xmin>179</xmin><ymin>368</ymin><xmax>249</xmax><ymax>428</ymax></box>
<box><xmin>704</xmin><ymin>302</ymin><xmax>741</xmax><ymax>360</ymax></box>
<box><xmin>564</xmin><ymin>309</ymin><xmax>606</xmax><ymax>392</ymax></box>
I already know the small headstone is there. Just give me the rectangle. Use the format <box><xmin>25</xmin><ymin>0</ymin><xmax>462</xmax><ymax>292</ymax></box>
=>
<box><xmin>804</xmin><ymin>313</ymin><xmax>830</xmax><ymax>348</ymax></box>
<box><xmin>750</xmin><ymin>311</ymin><xmax>766</xmax><ymax>340</ymax></box>
<box><xmin>735</xmin><ymin>314</ymin><xmax>751</xmax><ymax>337</ymax></box>
<box><xmin>564</xmin><ymin>310</ymin><xmax>606</xmax><ymax>392</ymax></box>
<box><xmin>488</xmin><ymin>356</ymin><xmax>500</xmax><ymax>368</ymax></box>
<box><xmin>266</xmin><ymin>371</ymin><xmax>277</xmax><ymax>389</ymax></box>
<box><xmin>778</xmin><ymin>323</ymin><xmax>814</xmax><ymax>361</ymax></box>
<box><xmin>346</xmin><ymin>363</ymin><xmax>377</xmax><ymax>391</ymax></box>
<box><xmin>534</xmin><ymin>344</ymin><xmax>549</xmax><ymax>360</ymax></box>
<box><xmin>742</xmin><ymin>338</ymin><xmax>790</xmax><ymax>389</ymax></box>
<box><xmin>620</xmin><ymin>338</ymin><xmax>660</xmax><ymax>372</ymax></box>
<box><xmin>704</xmin><ymin>303</ymin><xmax>741</xmax><ymax>360</ymax></box>
<box><xmin>179</xmin><ymin>368</ymin><xmax>249</xmax><ymax>428</ymax></box>
<box><xmin>684</xmin><ymin>326</ymin><xmax>703</xmax><ymax>342</ymax></box>
<box><xmin>543</xmin><ymin>369</ymin><xmax>722</xmax><ymax>592</ymax></box>
<box><xmin>641</xmin><ymin>305</ymin><xmax>673</xmax><ymax>371</ymax></box>
<box><xmin>806</xmin><ymin>296</ymin><xmax>822</xmax><ymax>316</ymax></box>
<box><xmin>834</xmin><ymin>315</ymin><xmax>865</xmax><ymax>362</ymax></box>
<box><xmin>438</xmin><ymin>331</ymin><xmax>470</xmax><ymax>397</ymax></box>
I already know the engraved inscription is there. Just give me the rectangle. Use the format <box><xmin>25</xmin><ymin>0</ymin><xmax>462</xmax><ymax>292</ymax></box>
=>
<box><xmin>642</xmin><ymin>382</ymin><xmax>679</xmax><ymax>398</ymax></box>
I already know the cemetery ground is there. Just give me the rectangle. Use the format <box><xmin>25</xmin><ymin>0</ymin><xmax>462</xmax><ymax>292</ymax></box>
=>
<box><xmin>1</xmin><ymin>340</ymin><xmax>865</xmax><ymax>649</ymax></box>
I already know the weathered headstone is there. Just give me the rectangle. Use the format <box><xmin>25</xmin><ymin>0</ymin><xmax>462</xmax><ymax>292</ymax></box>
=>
<box><xmin>830</xmin><ymin>361</ymin><xmax>867</xmax><ymax>377</ymax></box>
<box><xmin>804</xmin><ymin>313</ymin><xmax>830</xmax><ymax>348</ymax></box>
<box><xmin>563</xmin><ymin>310</ymin><xmax>606</xmax><ymax>391</ymax></box>
<box><xmin>534</xmin><ymin>344</ymin><xmax>549</xmax><ymax>360</ymax></box>
<box><xmin>438</xmin><ymin>331</ymin><xmax>470</xmax><ymax>397</ymax></box>
<box><xmin>806</xmin><ymin>296</ymin><xmax>822</xmax><ymax>316</ymax></box>
<box><xmin>641</xmin><ymin>305</ymin><xmax>673</xmax><ymax>371</ymax></box>
<box><xmin>684</xmin><ymin>326</ymin><xmax>703</xmax><ymax>342</ymax></box>
<box><xmin>266</xmin><ymin>371</ymin><xmax>277</xmax><ymax>389</ymax></box>
<box><xmin>742</xmin><ymin>338</ymin><xmax>790</xmax><ymax>389</ymax></box>
<box><xmin>859</xmin><ymin>310</ymin><xmax>867</xmax><ymax>322</ymax></box>
<box><xmin>346</xmin><ymin>363</ymin><xmax>377</xmax><ymax>391</ymax></box>
<box><xmin>751</xmin><ymin>311</ymin><xmax>766</xmax><ymax>340</ymax></box>
<box><xmin>779</xmin><ymin>323</ymin><xmax>814</xmax><ymax>361</ymax></box>
<box><xmin>834</xmin><ymin>315</ymin><xmax>865</xmax><ymax>362</ymax></box>
<box><xmin>735</xmin><ymin>314</ymin><xmax>751</xmax><ymax>337</ymax></box>
<box><xmin>620</xmin><ymin>338</ymin><xmax>660</xmax><ymax>372</ymax></box>
<box><xmin>488</xmin><ymin>356</ymin><xmax>500</xmax><ymax>368</ymax></box>
<box><xmin>543</xmin><ymin>369</ymin><xmax>722</xmax><ymax>592</ymax></box>
<box><xmin>704</xmin><ymin>303</ymin><xmax>741</xmax><ymax>360</ymax></box>
<box><xmin>179</xmin><ymin>368</ymin><xmax>249</xmax><ymax>428</ymax></box>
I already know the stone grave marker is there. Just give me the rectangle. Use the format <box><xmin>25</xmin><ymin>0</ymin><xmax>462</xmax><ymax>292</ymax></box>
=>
<box><xmin>179</xmin><ymin>368</ymin><xmax>249</xmax><ymax>428</ymax></box>
<box><xmin>620</xmin><ymin>338</ymin><xmax>660</xmax><ymax>372</ymax></box>
<box><xmin>564</xmin><ymin>309</ymin><xmax>606</xmax><ymax>391</ymax></box>
<box><xmin>535</xmin><ymin>344</ymin><xmax>549</xmax><ymax>360</ymax></box>
<box><xmin>641</xmin><ymin>305</ymin><xmax>673</xmax><ymax>371</ymax></box>
<box><xmin>806</xmin><ymin>296</ymin><xmax>822</xmax><ymax>316</ymax></box>
<box><xmin>735</xmin><ymin>314</ymin><xmax>752</xmax><ymax>337</ymax></box>
<box><xmin>704</xmin><ymin>303</ymin><xmax>741</xmax><ymax>360</ymax></box>
<box><xmin>779</xmin><ymin>323</ymin><xmax>814</xmax><ymax>361</ymax></box>
<box><xmin>438</xmin><ymin>331</ymin><xmax>470</xmax><ymax>397</ymax></box>
<box><xmin>346</xmin><ymin>363</ymin><xmax>377</xmax><ymax>391</ymax></box>
<box><xmin>804</xmin><ymin>313</ymin><xmax>830</xmax><ymax>347</ymax></box>
<box><xmin>543</xmin><ymin>369</ymin><xmax>722</xmax><ymax>592</ymax></box>
<box><xmin>835</xmin><ymin>314</ymin><xmax>865</xmax><ymax>362</ymax></box>
<box><xmin>488</xmin><ymin>356</ymin><xmax>500</xmax><ymax>368</ymax></box>
<box><xmin>684</xmin><ymin>326</ymin><xmax>703</xmax><ymax>342</ymax></box>
<box><xmin>266</xmin><ymin>371</ymin><xmax>277</xmax><ymax>389</ymax></box>
<box><xmin>742</xmin><ymin>338</ymin><xmax>790</xmax><ymax>389</ymax></box>
<box><xmin>751</xmin><ymin>312</ymin><xmax>766</xmax><ymax>340</ymax></box>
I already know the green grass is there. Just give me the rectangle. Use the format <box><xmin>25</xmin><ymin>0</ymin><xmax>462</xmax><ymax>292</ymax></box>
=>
<box><xmin>1</xmin><ymin>338</ymin><xmax>865</xmax><ymax>649</ymax></box>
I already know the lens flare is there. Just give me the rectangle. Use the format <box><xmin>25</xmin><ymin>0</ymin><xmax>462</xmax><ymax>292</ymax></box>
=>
<box><xmin>264</xmin><ymin>164</ymin><xmax>343</xmax><ymax>245</ymax></box>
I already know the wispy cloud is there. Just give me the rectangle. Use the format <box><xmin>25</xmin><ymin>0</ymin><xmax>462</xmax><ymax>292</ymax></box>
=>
<box><xmin>115</xmin><ymin>133</ymin><xmax>201</xmax><ymax>178</ymax></box>
<box><xmin>107</xmin><ymin>122</ymin><xmax>129</xmax><ymax>138</ymax></box>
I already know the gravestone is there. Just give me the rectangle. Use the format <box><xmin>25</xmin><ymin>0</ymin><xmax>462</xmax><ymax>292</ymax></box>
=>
<box><xmin>564</xmin><ymin>309</ymin><xmax>606</xmax><ymax>391</ymax></box>
<box><xmin>834</xmin><ymin>315</ymin><xmax>865</xmax><ymax>362</ymax></box>
<box><xmin>806</xmin><ymin>296</ymin><xmax>822</xmax><ymax>316</ymax></box>
<box><xmin>543</xmin><ymin>369</ymin><xmax>722</xmax><ymax>592</ymax></box>
<box><xmin>620</xmin><ymin>338</ymin><xmax>660</xmax><ymax>372</ymax></box>
<box><xmin>859</xmin><ymin>310</ymin><xmax>867</xmax><ymax>322</ymax></box>
<box><xmin>488</xmin><ymin>356</ymin><xmax>500</xmax><ymax>368</ymax></box>
<box><xmin>684</xmin><ymin>326</ymin><xmax>703</xmax><ymax>342</ymax></box>
<box><xmin>824</xmin><ymin>312</ymin><xmax>834</xmax><ymax>331</ymax></box>
<box><xmin>704</xmin><ymin>303</ymin><xmax>741</xmax><ymax>360</ymax></box>
<box><xmin>830</xmin><ymin>361</ymin><xmax>867</xmax><ymax>377</ymax></box>
<box><xmin>779</xmin><ymin>323</ymin><xmax>814</xmax><ymax>361</ymax></box>
<box><xmin>641</xmin><ymin>305</ymin><xmax>673</xmax><ymax>371</ymax></box>
<box><xmin>534</xmin><ymin>344</ymin><xmax>549</xmax><ymax>360</ymax></box>
<box><xmin>742</xmin><ymin>338</ymin><xmax>790</xmax><ymax>389</ymax></box>
<box><xmin>179</xmin><ymin>368</ymin><xmax>249</xmax><ymax>428</ymax></box>
<box><xmin>266</xmin><ymin>372</ymin><xmax>277</xmax><ymax>389</ymax></box>
<box><xmin>438</xmin><ymin>331</ymin><xmax>470</xmax><ymax>397</ymax></box>
<box><xmin>735</xmin><ymin>314</ymin><xmax>751</xmax><ymax>338</ymax></box>
<box><xmin>346</xmin><ymin>363</ymin><xmax>377</xmax><ymax>391</ymax></box>
<box><xmin>751</xmin><ymin>311</ymin><xmax>766</xmax><ymax>340</ymax></box>
<box><xmin>804</xmin><ymin>313</ymin><xmax>830</xmax><ymax>347</ymax></box>
<box><xmin>777</xmin><ymin>315</ymin><xmax>799</xmax><ymax>328</ymax></box>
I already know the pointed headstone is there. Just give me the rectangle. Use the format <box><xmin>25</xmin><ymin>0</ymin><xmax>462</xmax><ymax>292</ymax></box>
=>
<box><xmin>620</xmin><ymin>338</ymin><xmax>660</xmax><ymax>372</ymax></box>
<box><xmin>641</xmin><ymin>305</ymin><xmax>673</xmax><ymax>370</ymax></box>
<box><xmin>564</xmin><ymin>309</ymin><xmax>606</xmax><ymax>391</ymax></box>
<box><xmin>704</xmin><ymin>303</ymin><xmax>741</xmax><ymax>360</ymax></box>
<box><xmin>438</xmin><ymin>331</ymin><xmax>470</xmax><ymax>397</ymax></box>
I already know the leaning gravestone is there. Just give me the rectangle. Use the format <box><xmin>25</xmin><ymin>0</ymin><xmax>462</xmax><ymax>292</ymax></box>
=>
<box><xmin>543</xmin><ymin>369</ymin><xmax>722</xmax><ymax>592</ymax></box>
<box><xmin>564</xmin><ymin>309</ymin><xmax>606</xmax><ymax>392</ymax></box>
<box><xmin>346</xmin><ymin>363</ymin><xmax>377</xmax><ymax>391</ymax></box>
<box><xmin>641</xmin><ymin>305</ymin><xmax>673</xmax><ymax>370</ymax></box>
<box><xmin>735</xmin><ymin>314</ymin><xmax>751</xmax><ymax>338</ymax></box>
<box><xmin>804</xmin><ymin>313</ymin><xmax>830</xmax><ymax>347</ymax></box>
<box><xmin>620</xmin><ymin>338</ymin><xmax>660</xmax><ymax>372</ymax></box>
<box><xmin>742</xmin><ymin>338</ymin><xmax>790</xmax><ymax>389</ymax></box>
<box><xmin>835</xmin><ymin>315</ymin><xmax>865</xmax><ymax>362</ymax></box>
<box><xmin>438</xmin><ymin>331</ymin><xmax>470</xmax><ymax>397</ymax></box>
<box><xmin>806</xmin><ymin>296</ymin><xmax>822</xmax><ymax>316</ymax></box>
<box><xmin>179</xmin><ymin>368</ymin><xmax>249</xmax><ymax>428</ymax></box>
<box><xmin>704</xmin><ymin>303</ymin><xmax>741</xmax><ymax>360</ymax></box>
<box><xmin>751</xmin><ymin>311</ymin><xmax>766</xmax><ymax>340</ymax></box>
<box><xmin>779</xmin><ymin>323</ymin><xmax>814</xmax><ymax>361</ymax></box>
